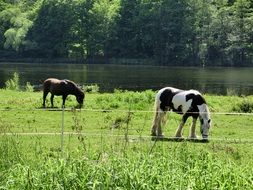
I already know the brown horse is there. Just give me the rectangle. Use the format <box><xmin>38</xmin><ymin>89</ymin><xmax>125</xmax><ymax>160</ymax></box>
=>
<box><xmin>42</xmin><ymin>78</ymin><xmax>84</xmax><ymax>108</ymax></box>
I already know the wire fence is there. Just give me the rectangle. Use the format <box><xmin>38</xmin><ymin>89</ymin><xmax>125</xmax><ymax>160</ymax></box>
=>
<box><xmin>1</xmin><ymin>107</ymin><xmax>253</xmax><ymax>153</ymax></box>
<box><xmin>0</xmin><ymin>107</ymin><xmax>253</xmax><ymax>115</ymax></box>
<box><xmin>2</xmin><ymin>132</ymin><xmax>253</xmax><ymax>144</ymax></box>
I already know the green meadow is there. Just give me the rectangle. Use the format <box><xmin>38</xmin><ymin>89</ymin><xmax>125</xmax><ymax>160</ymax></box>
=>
<box><xmin>0</xmin><ymin>88</ymin><xmax>253</xmax><ymax>189</ymax></box>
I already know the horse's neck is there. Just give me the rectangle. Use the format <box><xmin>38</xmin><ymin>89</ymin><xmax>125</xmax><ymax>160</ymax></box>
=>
<box><xmin>66</xmin><ymin>81</ymin><xmax>77</xmax><ymax>94</ymax></box>
<box><xmin>72</xmin><ymin>87</ymin><xmax>80</xmax><ymax>96</ymax></box>
<box><xmin>72</xmin><ymin>85</ymin><xmax>82</xmax><ymax>97</ymax></box>
<box><xmin>198</xmin><ymin>104</ymin><xmax>210</xmax><ymax>118</ymax></box>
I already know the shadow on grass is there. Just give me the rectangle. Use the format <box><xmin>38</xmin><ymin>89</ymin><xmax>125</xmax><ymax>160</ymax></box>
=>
<box><xmin>151</xmin><ymin>136</ymin><xmax>209</xmax><ymax>143</ymax></box>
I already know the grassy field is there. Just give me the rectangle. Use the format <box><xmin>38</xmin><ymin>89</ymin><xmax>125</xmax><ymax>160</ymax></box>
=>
<box><xmin>0</xmin><ymin>89</ymin><xmax>253</xmax><ymax>189</ymax></box>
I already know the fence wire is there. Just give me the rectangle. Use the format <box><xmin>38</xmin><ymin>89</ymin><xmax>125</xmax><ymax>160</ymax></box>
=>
<box><xmin>0</xmin><ymin>107</ymin><xmax>253</xmax><ymax>116</ymax></box>
<box><xmin>0</xmin><ymin>107</ymin><xmax>253</xmax><ymax>145</ymax></box>
<box><xmin>1</xmin><ymin>132</ymin><xmax>253</xmax><ymax>144</ymax></box>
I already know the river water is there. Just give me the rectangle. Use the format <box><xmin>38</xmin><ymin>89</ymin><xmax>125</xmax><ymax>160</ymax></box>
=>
<box><xmin>1</xmin><ymin>63</ymin><xmax>253</xmax><ymax>95</ymax></box>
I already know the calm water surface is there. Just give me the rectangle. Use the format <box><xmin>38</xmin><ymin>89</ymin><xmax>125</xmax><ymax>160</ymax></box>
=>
<box><xmin>1</xmin><ymin>63</ymin><xmax>253</xmax><ymax>95</ymax></box>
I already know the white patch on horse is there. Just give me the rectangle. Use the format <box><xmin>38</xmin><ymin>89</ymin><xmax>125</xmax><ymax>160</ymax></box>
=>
<box><xmin>172</xmin><ymin>92</ymin><xmax>193</xmax><ymax>114</ymax></box>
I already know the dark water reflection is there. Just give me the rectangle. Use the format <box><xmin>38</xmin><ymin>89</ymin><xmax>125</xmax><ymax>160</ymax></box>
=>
<box><xmin>0</xmin><ymin>63</ymin><xmax>253</xmax><ymax>95</ymax></box>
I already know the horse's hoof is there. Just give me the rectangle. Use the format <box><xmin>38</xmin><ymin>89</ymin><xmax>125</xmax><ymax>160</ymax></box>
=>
<box><xmin>201</xmin><ymin>139</ymin><xmax>209</xmax><ymax>143</ymax></box>
<box><xmin>151</xmin><ymin>135</ymin><xmax>165</xmax><ymax>141</ymax></box>
<box><xmin>188</xmin><ymin>136</ymin><xmax>197</xmax><ymax>140</ymax></box>
<box><xmin>150</xmin><ymin>132</ymin><xmax>157</xmax><ymax>137</ymax></box>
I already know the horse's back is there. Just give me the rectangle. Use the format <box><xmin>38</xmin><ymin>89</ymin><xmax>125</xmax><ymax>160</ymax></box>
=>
<box><xmin>173</xmin><ymin>90</ymin><xmax>201</xmax><ymax>103</ymax></box>
<box><xmin>171</xmin><ymin>90</ymin><xmax>197</xmax><ymax>113</ymax></box>
<box><xmin>156</xmin><ymin>87</ymin><xmax>205</xmax><ymax>113</ymax></box>
<box><xmin>176</xmin><ymin>89</ymin><xmax>206</xmax><ymax>105</ymax></box>
<box><xmin>156</xmin><ymin>87</ymin><xmax>180</xmax><ymax>102</ymax></box>
<box><xmin>44</xmin><ymin>78</ymin><xmax>62</xmax><ymax>85</ymax></box>
<box><xmin>155</xmin><ymin>87</ymin><xmax>181</xmax><ymax>111</ymax></box>
<box><xmin>43</xmin><ymin>78</ymin><xmax>59</xmax><ymax>89</ymax></box>
<box><xmin>43</xmin><ymin>78</ymin><xmax>67</xmax><ymax>95</ymax></box>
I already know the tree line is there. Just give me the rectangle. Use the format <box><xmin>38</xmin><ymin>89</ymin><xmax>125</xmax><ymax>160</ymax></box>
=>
<box><xmin>0</xmin><ymin>0</ymin><xmax>253</xmax><ymax>66</ymax></box>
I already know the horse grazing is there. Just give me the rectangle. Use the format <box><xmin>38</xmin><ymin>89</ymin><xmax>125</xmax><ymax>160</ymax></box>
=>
<box><xmin>42</xmin><ymin>78</ymin><xmax>84</xmax><ymax>108</ymax></box>
<box><xmin>151</xmin><ymin>87</ymin><xmax>211</xmax><ymax>140</ymax></box>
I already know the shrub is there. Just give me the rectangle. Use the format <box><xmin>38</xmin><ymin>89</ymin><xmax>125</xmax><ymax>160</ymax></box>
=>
<box><xmin>5</xmin><ymin>72</ymin><xmax>20</xmax><ymax>91</ymax></box>
<box><xmin>226</xmin><ymin>88</ymin><xmax>238</xmax><ymax>96</ymax></box>
<box><xmin>25</xmin><ymin>82</ymin><xmax>34</xmax><ymax>92</ymax></box>
<box><xmin>232</xmin><ymin>99</ymin><xmax>253</xmax><ymax>113</ymax></box>
<box><xmin>84</xmin><ymin>84</ymin><xmax>99</xmax><ymax>93</ymax></box>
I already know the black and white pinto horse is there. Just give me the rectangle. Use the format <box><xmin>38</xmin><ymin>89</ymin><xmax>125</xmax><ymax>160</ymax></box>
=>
<box><xmin>151</xmin><ymin>87</ymin><xmax>211</xmax><ymax>140</ymax></box>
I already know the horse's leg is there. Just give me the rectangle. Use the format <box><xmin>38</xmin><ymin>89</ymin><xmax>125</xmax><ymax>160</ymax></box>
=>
<box><xmin>157</xmin><ymin>111</ymin><xmax>166</xmax><ymax>136</ymax></box>
<box><xmin>62</xmin><ymin>95</ymin><xmax>67</xmax><ymax>108</ymax></box>
<box><xmin>175</xmin><ymin>122</ymin><xmax>184</xmax><ymax>138</ymax></box>
<box><xmin>43</xmin><ymin>91</ymin><xmax>49</xmax><ymax>108</ymax></box>
<box><xmin>151</xmin><ymin>109</ymin><xmax>166</xmax><ymax>137</ymax></box>
<box><xmin>189</xmin><ymin>117</ymin><xmax>197</xmax><ymax>139</ymax></box>
<box><xmin>50</xmin><ymin>94</ymin><xmax>54</xmax><ymax>107</ymax></box>
<box><xmin>175</xmin><ymin>114</ymin><xmax>188</xmax><ymax>138</ymax></box>
<box><xmin>151</xmin><ymin>111</ymin><xmax>158</xmax><ymax>136</ymax></box>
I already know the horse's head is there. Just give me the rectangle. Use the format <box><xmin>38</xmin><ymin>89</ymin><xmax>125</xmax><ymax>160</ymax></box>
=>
<box><xmin>199</xmin><ymin>105</ymin><xmax>211</xmax><ymax>139</ymax></box>
<box><xmin>76</xmin><ymin>91</ymin><xmax>85</xmax><ymax>108</ymax></box>
<box><xmin>200</xmin><ymin>117</ymin><xmax>211</xmax><ymax>139</ymax></box>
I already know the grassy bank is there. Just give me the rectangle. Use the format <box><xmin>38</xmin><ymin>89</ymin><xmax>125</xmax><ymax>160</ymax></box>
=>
<box><xmin>0</xmin><ymin>89</ymin><xmax>253</xmax><ymax>189</ymax></box>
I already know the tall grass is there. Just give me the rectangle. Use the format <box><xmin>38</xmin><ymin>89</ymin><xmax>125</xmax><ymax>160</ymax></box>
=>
<box><xmin>0</xmin><ymin>135</ymin><xmax>252</xmax><ymax>189</ymax></box>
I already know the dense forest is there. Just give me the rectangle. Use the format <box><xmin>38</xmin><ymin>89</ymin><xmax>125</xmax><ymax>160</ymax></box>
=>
<box><xmin>0</xmin><ymin>0</ymin><xmax>253</xmax><ymax>66</ymax></box>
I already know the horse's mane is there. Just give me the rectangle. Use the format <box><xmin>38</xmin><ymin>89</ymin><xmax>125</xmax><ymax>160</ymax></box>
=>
<box><xmin>191</xmin><ymin>93</ymin><xmax>210</xmax><ymax>119</ymax></box>
<box><xmin>199</xmin><ymin>103</ymin><xmax>210</xmax><ymax>120</ymax></box>
<box><xmin>65</xmin><ymin>80</ymin><xmax>84</xmax><ymax>96</ymax></box>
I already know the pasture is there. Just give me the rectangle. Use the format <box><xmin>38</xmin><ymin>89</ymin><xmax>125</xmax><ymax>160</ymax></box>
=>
<box><xmin>0</xmin><ymin>89</ymin><xmax>253</xmax><ymax>189</ymax></box>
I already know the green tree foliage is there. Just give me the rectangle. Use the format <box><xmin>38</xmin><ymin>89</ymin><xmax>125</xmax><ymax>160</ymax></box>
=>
<box><xmin>206</xmin><ymin>0</ymin><xmax>232</xmax><ymax>66</ymax></box>
<box><xmin>192</xmin><ymin>0</ymin><xmax>213</xmax><ymax>66</ymax></box>
<box><xmin>87</xmin><ymin>0</ymin><xmax>120</xmax><ymax>58</ymax></box>
<box><xmin>0</xmin><ymin>7</ymin><xmax>32</xmax><ymax>50</ymax></box>
<box><xmin>0</xmin><ymin>0</ymin><xmax>41</xmax><ymax>55</ymax></box>
<box><xmin>157</xmin><ymin>0</ymin><xmax>196</xmax><ymax>65</ymax></box>
<box><xmin>107</xmin><ymin>0</ymin><xmax>141</xmax><ymax>58</ymax></box>
<box><xmin>25</xmin><ymin>0</ymin><xmax>76</xmax><ymax>58</ymax></box>
<box><xmin>68</xmin><ymin>0</ymin><xmax>94</xmax><ymax>59</ymax></box>
<box><xmin>0</xmin><ymin>1</ymin><xmax>8</xmax><ymax>50</ymax></box>
<box><xmin>70</xmin><ymin>0</ymin><xmax>120</xmax><ymax>59</ymax></box>
<box><xmin>228</xmin><ymin>0</ymin><xmax>253</xmax><ymax>66</ymax></box>
<box><xmin>0</xmin><ymin>0</ymin><xmax>252</xmax><ymax>66</ymax></box>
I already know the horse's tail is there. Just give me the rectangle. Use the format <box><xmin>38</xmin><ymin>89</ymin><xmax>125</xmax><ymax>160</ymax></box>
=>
<box><xmin>151</xmin><ymin>92</ymin><xmax>161</xmax><ymax>135</ymax></box>
<box><xmin>152</xmin><ymin>105</ymin><xmax>159</xmax><ymax>123</ymax></box>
